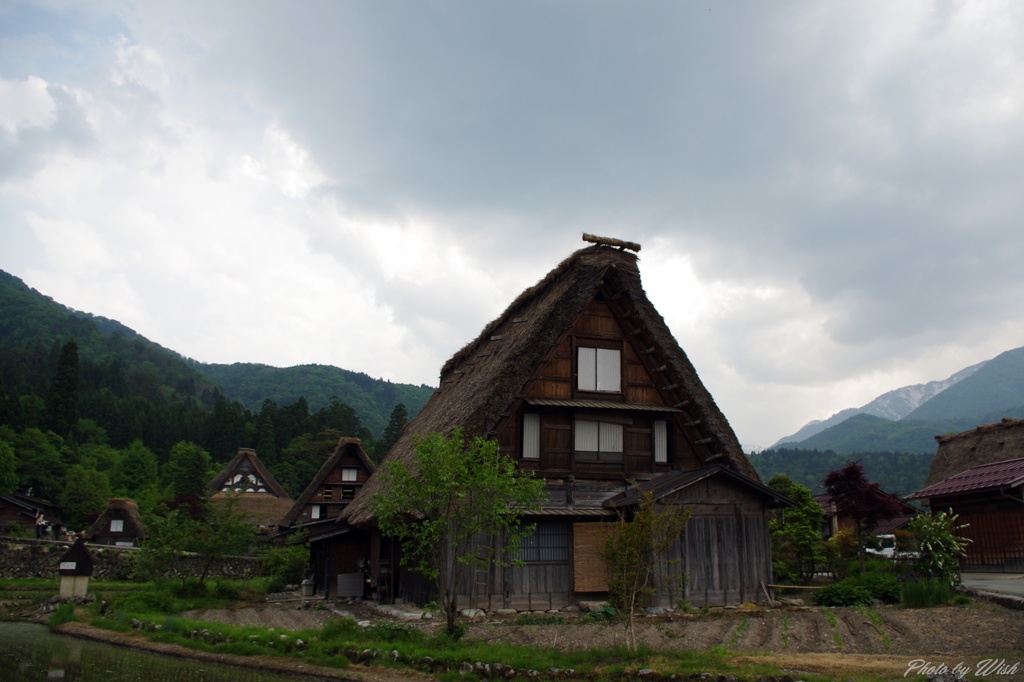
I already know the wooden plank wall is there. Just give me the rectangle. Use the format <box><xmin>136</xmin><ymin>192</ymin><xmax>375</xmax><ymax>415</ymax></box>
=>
<box><xmin>958</xmin><ymin>508</ymin><xmax>1024</xmax><ymax>570</ymax></box>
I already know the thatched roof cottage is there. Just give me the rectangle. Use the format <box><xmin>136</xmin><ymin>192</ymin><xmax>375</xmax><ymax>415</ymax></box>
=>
<box><xmin>341</xmin><ymin>237</ymin><xmax>789</xmax><ymax>609</ymax></box>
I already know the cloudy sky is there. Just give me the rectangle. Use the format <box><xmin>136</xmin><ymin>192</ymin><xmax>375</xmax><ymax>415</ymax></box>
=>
<box><xmin>3</xmin><ymin>1</ymin><xmax>1023</xmax><ymax>449</ymax></box>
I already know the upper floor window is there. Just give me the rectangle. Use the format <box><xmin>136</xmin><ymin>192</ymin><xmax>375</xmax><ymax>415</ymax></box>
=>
<box><xmin>110</xmin><ymin>518</ymin><xmax>124</xmax><ymax>533</ymax></box>
<box><xmin>574</xmin><ymin>419</ymin><xmax>623</xmax><ymax>462</ymax></box>
<box><xmin>341</xmin><ymin>468</ymin><xmax>358</xmax><ymax>482</ymax></box>
<box><xmin>323</xmin><ymin>486</ymin><xmax>334</xmax><ymax>500</ymax></box>
<box><xmin>654</xmin><ymin>419</ymin><xmax>668</xmax><ymax>464</ymax></box>
<box><xmin>577</xmin><ymin>346</ymin><xmax>621</xmax><ymax>393</ymax></box>
<box><xmin>522</xmin><ymin>413</ymin><xmax>541</xmax><ymax>459</ymax></box>
<box><xmin>311</xmin><ymin>504</ymin><xmax>321</xmax><ymax>520</ymax></box>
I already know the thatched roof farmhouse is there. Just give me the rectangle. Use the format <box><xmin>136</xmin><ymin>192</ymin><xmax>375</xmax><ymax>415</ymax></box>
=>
<box><xmin>338</xmin><ymin>237</ymin><xmax>787</xmax><ymax>609</ymax></box>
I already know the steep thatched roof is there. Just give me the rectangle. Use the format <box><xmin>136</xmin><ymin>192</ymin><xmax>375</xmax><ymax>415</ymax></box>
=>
<box><xmin>209</xmin><ymin>448</ymin><xmax>290</xmax><ymax>498</ymax></box>
<box><xmin>209</xmin><ymin>448</ymin><xmax>294</xmax><ymax>527</ymax></box>
<box><xmin>925</xmin><ymin>418</ymin><xmax>1024</xmax><ymax>487</ymax></box>
<box><xmin>279</xmin><ymin>437</ymin><xmax>375</xmax><ymax>528</ymax></box>
<box><xmin>343</xmin><ymin>243</ymin><xmax>752</xmax><ymax>527</ymax></box>
<box><xmin>84</xmin><ymin>498</ymin><xmax>145</xmax><ymax>539</ymax></box>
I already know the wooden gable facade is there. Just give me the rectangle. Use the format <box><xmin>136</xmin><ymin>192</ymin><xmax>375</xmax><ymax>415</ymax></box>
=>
<box><xmin>343</xmin><ymin>238</ymin><xmax>783</xmax><ymax>609</ymax></box>
<box><xmin>280</xmin><ymin>437</ymin><xmax>376</xmax><ymax>598</ymax></box>
<box><xmin>209</xmin><ymin>448</ymin><xmax>294</xmax><ymax>531</ymax></box>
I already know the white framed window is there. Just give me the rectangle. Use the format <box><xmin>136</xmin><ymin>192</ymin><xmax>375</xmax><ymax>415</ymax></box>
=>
<box><xmin>522</xmin><ymin>413</ymin><xmax>541</xmax><ymax>459</ymax></box>
<box><xmin>577</xmin><ymin>347</ymin><xmax>621</xmax><ymax>392</ymax></box>
<box><xmin>654</xmin><ymin>419</ymin><xmax>668</xmax><ymax>464</ymax></box>
<box><xmin>311</xmin><ymin>505</ymin><xmax>321</xmax><ymax>520</ymax></box>
<box><xmin>341</xmin><ymin>468</ymin><xmax>358</xmax><ymax>482</ymax></box>
<box><xmin>110</xmin><ymin>519</ymin><xmax>124</xmax><ymax>533</ymax></box>
<box><xmin>574</xmin><ymin>419</ymin><xmax>623</xmax><ymax>462</ymax></box>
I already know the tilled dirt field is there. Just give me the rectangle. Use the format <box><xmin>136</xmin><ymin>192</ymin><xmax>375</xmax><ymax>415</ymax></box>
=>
<box><xmin>183</xmin><ymin>599</ymin><xmax>1024</xmax><ymax>658</ymax></box>
<box><xmin>179</xmin><ymin>597</ymin><xmax>1024</xmax><ymax>680</ymax></box>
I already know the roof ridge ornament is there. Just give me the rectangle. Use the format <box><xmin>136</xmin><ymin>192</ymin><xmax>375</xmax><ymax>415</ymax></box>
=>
<box><xmin>582</xmin><ymin>233</ymin><xmax>641</xmax><ymax>252</ymax></box>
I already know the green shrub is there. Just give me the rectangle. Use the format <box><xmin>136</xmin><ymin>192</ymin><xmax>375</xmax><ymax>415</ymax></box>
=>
<box><xmin>110</xmin><ymin>589</ymin><xmax>175</xmax><ymax>615</ymax></box>
<box><xmin>901</xmin><ymin>577</ymin><xmax>950</xmax><ymax>608</ymax></box>
<box><xmin>366</xmin><ymin>622</ymin><xmax>420</xmax><ymax>642</ymax></box>
<box><xmin>212</xmin><ymin>581</ymin><xmax>240</xmax><ymax>600</ymax></box>
<box><xmin>170</xmin><ymin>578</ymin><xmax>207</xmax><ymax>598</ymax></box>
<box><xmin>848</xmin><ymin>571</ymin><xmax>901</xmax><ymax>604</ymax></box>
<box><xmin>813</xmin><ymin>581</ymin><xmax>875</xmax><ymax>607</ymax></box>
<box><xmin>260</xmin><ymin>542</ymin><xmax>310</xmax><ymax>585</ymax></box>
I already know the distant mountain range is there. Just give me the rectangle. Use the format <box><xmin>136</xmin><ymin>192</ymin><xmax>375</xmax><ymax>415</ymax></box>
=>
<box><xmin>772</xmin><ymin>347</ymin><xmax>1024</xmax><ymax>453</ymax></box>
<box><xmin>0</xmin><ymin>269</ymin><xmax>433</xmax><ymax>440</ymax></box>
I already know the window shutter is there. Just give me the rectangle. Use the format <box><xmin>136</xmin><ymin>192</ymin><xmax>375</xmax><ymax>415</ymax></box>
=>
<box><xmin>522</xmin><ymin>413</ymin><xmax>541</xmax><ymax>459</ymax></box>
<box><xmin>600</xmin><ymin>422</ymin><xmax>623</xmax><ymax>452</ymax></box>
<box><xmin>577</xmin><ymin>347</ymin><xmax>597</xmax><ymax>390</ymax></box>
<box><xmin>596</xmin><ymin>348</ymin><xmax>621</xmax><ymax>391</ymax></box>
<box><xmin>654</xmin><ymin>419</ymin><xmax>668</xmax><ymax>463</ymax></box>
<box><xmin>575</xmin><ymin>419</ymin><xmax>599</xmax><ymax>451</ymax></box>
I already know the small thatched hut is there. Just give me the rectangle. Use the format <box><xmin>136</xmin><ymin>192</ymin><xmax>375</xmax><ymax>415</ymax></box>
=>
<box><xmin>341</xmin><ymin>238</ymin><xmax>789</xmax><ymax>609</ymax></box>
<box><xmin>84</xmin><ymin>498</ymin><xmax>145</xmax><ymax>547</ymax></box>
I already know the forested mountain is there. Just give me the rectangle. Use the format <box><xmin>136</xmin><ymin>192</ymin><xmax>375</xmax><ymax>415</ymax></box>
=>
<box><xmin>749</xmin><ymin>448</ymin><xmax>934</xmax><ymax>497</ymax></box>
<box><xmin>193</xmin><ymin>362</ymin><xmax>432</xmax><ymax>436</ymax></box>
<box><xmin>0</xmin><ymin>269</ymin><xmax>429</xmax><ymax>522</ymax></box>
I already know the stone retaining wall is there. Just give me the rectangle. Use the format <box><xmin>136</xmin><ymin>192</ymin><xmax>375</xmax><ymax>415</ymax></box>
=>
<box><xmin>0</xmin><ymin>537</ymin><xmax>260</xmax><ymax>581</ymax></box>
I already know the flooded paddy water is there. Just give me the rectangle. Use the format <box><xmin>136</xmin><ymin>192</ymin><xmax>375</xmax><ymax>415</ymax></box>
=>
<box><xmin>0</xmin><ymin>622</ymin><xmax>324</xmax><ymax>682</ymax></box>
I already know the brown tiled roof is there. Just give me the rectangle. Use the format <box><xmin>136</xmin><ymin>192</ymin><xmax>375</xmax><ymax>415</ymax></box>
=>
<box><xmin>907</xmin><ymin>456</ymin><xmax>1024</xmax><ymax>500</ymax></box>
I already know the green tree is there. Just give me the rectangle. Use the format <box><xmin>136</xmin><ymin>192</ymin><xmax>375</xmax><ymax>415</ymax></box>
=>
<box><xmin>0</xmin><ymin>440</ymin><xmax>17</xmax><ymax>494</ymax></box>
<box><xmin>136</xmin><ymin>496</ymin><xmax>256</xmax><ymax>588</ymax></box>
<box><xmin>112</xmin><ymin>439</ymin><xmax>159</xmax><ymax>497</ymax></box>
<box><xmin>59</xmin><ymin>464</ymin><xmax>110</xmax><ymax>530</ymax></box>
<box><xmin>602</xmin><ymin>490</ymin><xmax>690</xmax><ymax>652</ymax></box>
<box><xmin>376</xmin><ymin>402</ymin><xmax>408</xmax><ymax>462</ymax></box>
<box><xmin>162</xmin><ymin>441</ymin><xmax>211</xmax><ymax>517</ymax></box>
<box><xmin>14</xmin><ymin>427</ymin><xmax>66</xmax><ymax>501</ymax></box>
<box><xmin>767</xmin><ymin>475</ymin><xmax>825</xmax><ymax>584</ymax></box>
<box><xmin>45</xmin><ymin>340</ymin><xmax>80</xmax><ymax>442</ymax></box>
<box><xmin>371</xmin><ymin>428</ymin><xmax>545</xmax><ymax>635</ymax></box>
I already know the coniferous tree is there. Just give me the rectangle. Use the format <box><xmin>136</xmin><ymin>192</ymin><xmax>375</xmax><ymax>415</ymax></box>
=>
<box><xmin>45</xmin><ymin>340</ymin><xmax>79</xmax><ymax>442</ymax></box>
<box><xmin>163</xmin><ymin>440</ymin><xmax>212</xmax><ymax>518</ymax></box>
<box><xmin>377</xmin><ymin>402</ymin><xmax>408</xmax><ymax>461</ymax></box>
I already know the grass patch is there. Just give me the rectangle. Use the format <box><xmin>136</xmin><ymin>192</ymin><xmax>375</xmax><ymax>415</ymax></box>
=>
<box><xmin>901</xmin><ymin>577</ymin><xmax>951</xmax><ymax>608</ymax></box>
<box><xmin>47</xmin><ymin>602</ymin><xmax>77</xmax><ymax>630</ymax></box>
<box><xmin>855</xmin><ymin>606</ymin><xmax>891</xmax><ymax>649</ymax></box>
<box><xmin>823</xmin><ymin>609</ymin><xmax>842</xmax><ymax>648</ymax></box>
<box><xmin>727</xmin><ymin>616</ymin><xmax>751</xmax><ymax>647</ymax></box>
